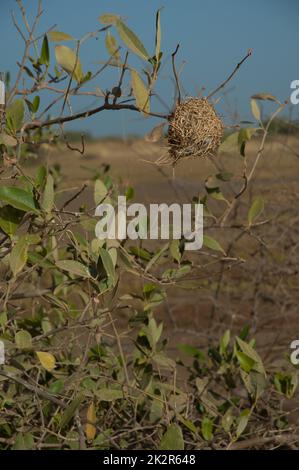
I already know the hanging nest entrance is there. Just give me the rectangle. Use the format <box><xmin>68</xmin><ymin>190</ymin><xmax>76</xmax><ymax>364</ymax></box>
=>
<box><xmin>166</xmin><ymin>97</ymin><xmax>223</xmax><ymax>165</ymax></box>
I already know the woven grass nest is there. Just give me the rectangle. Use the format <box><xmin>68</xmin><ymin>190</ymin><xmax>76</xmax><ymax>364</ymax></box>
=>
<box><xmin>166</xmin><ymin>97</ymin><xmax>223</xmax><ymax>165</ymax></box>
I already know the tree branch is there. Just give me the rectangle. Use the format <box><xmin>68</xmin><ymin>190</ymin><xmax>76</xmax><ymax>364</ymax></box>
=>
<box><xmin>207</xmin><ymin>49</ymin><xmax>252</xmax><ymax>100</ymax></box>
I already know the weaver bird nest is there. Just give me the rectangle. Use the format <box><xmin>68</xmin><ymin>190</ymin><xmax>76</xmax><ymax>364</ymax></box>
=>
<box><xmin>167</xmin><ymin>98</ymin><xmax>223</xmax><ymax>165</ymax></box>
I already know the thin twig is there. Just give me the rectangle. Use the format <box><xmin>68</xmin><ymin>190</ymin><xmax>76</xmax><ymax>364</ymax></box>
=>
<box><xmin>207</xmin><ymin>49</ymin><xmax>253</xmax><ymax>100</ymax></box>
<box><xmin>171</xmin><ymin>44</ymin><xmax>181</xmax><ymax>105</ymax></box>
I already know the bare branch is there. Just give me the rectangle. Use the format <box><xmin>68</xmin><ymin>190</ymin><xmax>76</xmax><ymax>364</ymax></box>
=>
<box><xmin>207</xmin><ymin>49</ymin><xmax>253</xmax><ymax>100</ymax></box>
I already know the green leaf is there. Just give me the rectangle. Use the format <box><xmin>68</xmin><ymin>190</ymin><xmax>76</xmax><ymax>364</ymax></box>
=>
<box><xmin>201</xmin><ymin>416</ymin><xmax>213</xmax><ymax>441</ymax></box>
<box><xmin>60</xmin><ymin>395</ymin><xmax>83</xmax><ymax>429</ymax></box>
<box><xmin>41</xmin><ymin>174</ymin><xmax>54</xmax><ymax>213</ymax></box>
<box><xmin>125</xmin><ymin>186</ymin><xmax>134</xmax><ymax>201</ymax></box>
<box><xmin>0</xmin><ymin>312</ymin><xmax>8</xmax><ymax>326</ymax></box>
<box><xmin>13</xmin><ymin>433</ymin><xmax>34</xmax><ymax>450</ymax></box>
<box><xmin>131</xmin><ymin>69</ymin><xmax>150</xmax><ymax>113</ymax></box>
<box><xmin>178</xmin><ymin>416</ymin><xmax>197</xmax><ymax>434</ymax></box>
<box><xmin>236</xmin><ymin>337</ymin><xmax>266</xmax><ymax>376</ymax></box>
<box><xmin>6</xmin><ymin>99</ymin><xmax>24</xmax><ymax>133</ymax></box>
<box><xmin>150</xmin><ymin>398</ymin><xmax>164</xmax><ymax>423</ymax></box>
<box><xmin>55</xmin><ymin>45</ymin><xmax>83</xmax><ymax>83</ymax></box>
<box><xmin>236</xmin><ymin>408</ymin><xmax>250</xmax><ymax>437</ymax></box>
<box><xmin>222</xmin><ymin>408</ymin><xmax>234</xmax><ymax>433</ymax></box>
<box><xmin>15</xmin><ymin>329</ymin><xmax>32</xmax><ymax>349</ymax></box>
<box><xmin>98</xmin><ymin>247</ymin><xmax>116</xmax><ymax>285</ymax></box>
<box><xmin>10</xmin><ymin>236</ymin><xmax>29</xmax><ymax>276</ymax></box>
<box><xmin>0</xmin><ymin>205</ymin><xmax>24</xmax><ymax>237</ymax></box>
<box><xmin>145</xmin><ymin>243</ymin><xmax>168</xmax><ymax>273</ymax></box>
<box><xmin>98</xmin><ymin>13</ymin><xmax>119</xmax><ymax>25</ymax></box>
<box><xmin>220</xmin><ymin>329</ymin><xmax>230</xmax><ymax>355</ymax></box>
<box><xmin>274</xmin><ymin>372</ymin><xmax>298</xmax><ymax>399</ymax></box>
<box><xmin>251</xmin><ymin>93</ymin><xmax>279</xmax><ymax>102</ymax></box>
<box><xmin>116</xmin><ymin>20</ymin><xmax>149</xmax><ymax>61</ymax></box>
<box><xmin>248</xmin><ymin>197</ymin><xmax>264</xmax><ymax>226</ymax></box>
<box><xmin>94</xmin><ymin>179</ymin><xmax>108</xmax><ymax>205</ymax></box>
<box><xmin>159</xmin><ymin>424</ymin><xmax>184</xmax><ymax>450</ymax></box>
<box><xmin>48</xmin><ymin>31</ymin><xmax>74</xmax><ymax>41</ymax></box>
<box><xmin>178</xmin><ymin>344</ymin><xmax>205</xmax><ymax>360</ymax></box>
<box><xmin>169</xmin><ymin>239</ymin><xmax>181</xmax><ymax>263</ymax></box>
<box><xmin>105</xmin><ymin>32</ymin><xmax>120</xmax><ymax>62</ymax></box>
<box><xmin>236</xmin><ymin>351</ymin><xmax>255</xmax><ymax>373</ymax></box>
<box><xmin>203</xmin><ymin>235</ymin><xmax>226</xmax><ymax>255</ymax></box>
<box><xmin>251</xmin><ymin>99</ymin><xmax>261</xmax><ymax>122</ymax></box>
<box><xmin>238</xmin><ymin>127</ymin><xmax>257</xmax><ymax>156</ymax></box>
<box><xmin>32</xmin><ymin>95</ymin><xmax>40</xmax><ymax>113</ymax></box>
<box><xmin>130</xmin><ymin>246</ymin><xmax>151</xmax><ymax>261</ymax></box>
<box><xmin>40</xmin><ymin>35</ymin><xmax>50</xmax><ymax>66</ymax></box>
<box><xmin>0</xmin><ymin>186</ymin><xmax>39</xmax><ymax>213</ymax></box>
<box><xmin>56</xmin><ymin>260</ymin><xmax>91</xmax><ymax>278</ymax></box>
<box><xmin>147</xmin><ymin>317</ymin><xmax>163</xmax><ymax>348</ymax></box>
<box><xmin>97</xmin><ymin>388</ymin><xmax>123</xmax><ymax>401</ymax></box>
<box><xmin>155</xmin><ymin>9</ymin><xmax>162</xmax><ymax>60</ymax></box>
<box><xmin>218</xmin><ymin>132</ymin><xmax>239</xmax><ymax>153</ymax></box>
<box><xmin>153</xmin><ymin>353</ymin><xmax>176</xmax><ymax>370</ymax></box>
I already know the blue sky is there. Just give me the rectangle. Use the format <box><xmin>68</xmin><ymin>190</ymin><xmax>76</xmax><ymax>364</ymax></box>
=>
<box><xmin>1</xmin><ymin>0</ymin><xmax>298</xmax><ymax>136</ymax></box>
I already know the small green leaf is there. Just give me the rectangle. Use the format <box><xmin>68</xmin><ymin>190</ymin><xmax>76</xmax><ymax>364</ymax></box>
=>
<box><xmin>153</xmin><ymin>353</ymin><xmax>176</xmax><ymax>369</ymax></box>
<box><xmin>155</xmin><ymin>9</ymin><xmax>162</xmax><ymax>60</ymax></box>
<box><xmin>41</xmin><ymin>174</ymin><xmax>54</xmax><ymax>213</ymax></box>
<box><xmin>98</xmin><ymin>247</ymin><xmax>116</xmax><ymax>285</ymax></box>
<box><xmin>169</xmin><ymin>239</ymin><xmax>181</xmax><ymax>263</ymax></box>
<box><xmin>203</xmin><ymin>235</ymin><xmax>226</xmax><ymax>255</ymax></box>
<box><xmin>251</xmin><ymin>93</ymin><xmax>278</xmax><ymax>102</ymax></box>
<box><xmin>0</xmin><ymin>205</ymin><xmax>24</xmax><ymax>237</ymax></box>
<box><xmin>98</xmin><ymin>13</ymin><xmax>119</xmax><ymax>25</ymax></box>
<box><xmin>48</xmin><ymin>31</ymin><xmax>74</xmax><ymax>41</ymax></box>
<box><xmin>32</xmin><ymin>95</ymin><xmax>40</xmax><ymax>113</ymax></box>
<box><xmin>13</xmin><ymin>433</ymin><xmax>34</xmax><ymax>450</ymax></box>
<box><xmin>40</xmin><ymin>35</ymin><xmax>50</xmax><ymax>66</ymax></box>
<box><xmin>236</xmin><ymin>351</ymin><xmax>255</xmax><ymax>373</ymax></box>
<box><xmin>0</xmin><ymin>186</ymin><xmax>39</xmax><ymax>213</ymax></box>
<box><xmin>145</xmin><ymin>243</ymin><xmax>168</xmax><ymax>273</ymax></box>
<box><xmin>131</xmin><ymin>69</ymin><xmax>150</xmax><ymax>113</ymax></box>
<box><xmin>10</xmin><ymin>236</ymin><xmax>29</xmax><ymax>276</ymax></box>
<box><xmin>105</xmin><ymin>32</ymin><xmax>120</xmax><ymax>62</ymax></box>
<box><xmin>159</xmin><ymin>424</ymin><xmax>184</xmax><ymax>450</ymax></box>
<box><xmin>220</xmin><ymin>329</ymin><xmax>230</xmax><ymax>355</ymax></box>
<box><xmin>251</xmin><ymin>99</ymin><xmax>261</xmax><ymax>122</ymax></box>
<box><xmin>274</xmin><ymin>372</ymin><xmax>298</xmax><ymax>399</ymax></box>
<box><xmin>125</xmin><ymin>186</ymin><xmax>134</xmax><ymax>201</ymax></box>
<box><xmin>219</xmin><ymin>132</ymin><xmax>239</xmax><ymax>153</ymax></box>
<box><xmin>236</xmin><ymin>337</ymin><xmax>266</xmax><ymax>376</ymax></box>
<box><xmin>60</xmin><ymin>395</ymin><xmax>83</xmax><ymax>429</ymax></box>
<box><xmin>56</xmin><ymin>260</ymin><xmax>91</xmax><ymax>278</ymax></box>
<box><xmin>94</xmin><ymin>179</ymin><xmax>108</xmax><ymax>205</ymax></box>
<box><xmin>178</xmin><ymin>344</ymin><xmax>205</xmax><ymax>360</ymax></box>
<box><xmin>201</xmin><ymin>416</ymin><xmax>213</xmax><ymax>441</ymax></box>
<box><xmin>97</xmin><ymin>388</ymin><xmax>123</xmax><ymax>401</ymax></box>
<box><xmin>116</xmin><ymin>20</ymin><xmax>149</xmax><ymax>61</ymax></box>
<box><xmin>236</xmin><ymin>409</ymin><xmax>250</xmax><ymax>437</ymax></box>
<box><xmin>15</xmin><ymin>329</ymin><xmax>32</xmax><ymax>349</ymax></box>
<box><xmin>6</xmin><ymin>99</ymin><xmax>25</xmax><ymax>133</ymax></box>
<box><xmin>55</xmin><ymin>45</ymin><xmax>83</xmax><ymax>83</ymax></box>
<box><xmin>248</xmin><ymin>197</ymin><xmax>264</xmax><ymax>226</ymax></box>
